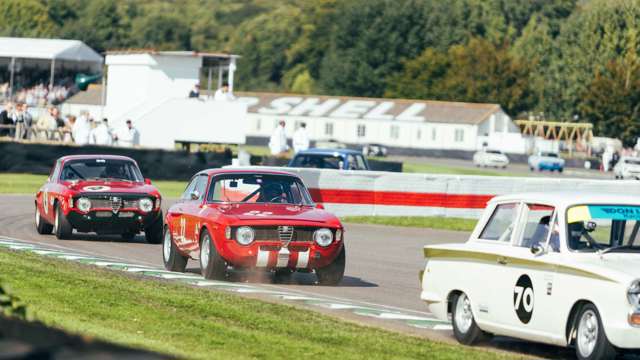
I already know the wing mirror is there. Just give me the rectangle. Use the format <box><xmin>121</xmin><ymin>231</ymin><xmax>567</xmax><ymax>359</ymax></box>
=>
<box><xmin>315</xmin><ymin>203</ymin><xmax>325</xmax><ymax>209</ymax></box>
<box><xmin>190</xmin><ymin>190</ymin><xmax>200</xmax><ymax>200</ymax></box>
<box><xmin>530</xmin><ymin>243</ymin><xmax>546</xmax><ymax>256</ymax></box>
<box><xmin>144</xmin><ymin>178</ymin><xmax>152</xmax><ymax>185</ymax></box>
<box><xmin>585</xmin><ymin>221</ymin><xmax>597</xmax><ymax>232</ymax></box>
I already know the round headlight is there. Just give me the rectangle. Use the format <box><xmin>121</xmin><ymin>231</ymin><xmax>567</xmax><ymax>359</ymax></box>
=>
<box><xmin>314</xmin><ymin>228</ymin><xmax>333</xmax><ymax>247</ymax></box>
<box><xmin>77</xmin><ymin>197</ymin><xmax>91</xmax><ymax>212</ymax></box>
<box><xmin>236</xmin><ymin>226</ymin><xmax>255</xmax><ymax>245</ymax></box>
<box><xmin>139</xmin><ymin>198</ymin><xmax>154</xmax><ymax>213</ymax></box>
<box><xmin>628</xmin><ymin>280</ymin><xmax>640</xmax><ymax>308</ymax></box>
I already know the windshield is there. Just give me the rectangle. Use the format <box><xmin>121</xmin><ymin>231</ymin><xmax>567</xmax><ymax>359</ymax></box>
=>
<box><xmin>541</xmin><ymin>152</ymin><xmax>558</xmax><ymax>158</ymax></box>
<box><xmin>625</xmin><ymin>158</ymin><xmax>640</xmax><ymax>165</ymax></box>
<box><xmin>60</xmin><ymin>159</ymin><xmax>143</xmax><ymax>182</ymax></box>
<box><xmin>290</xmin><ymin>154</ymin><xmax>344</xmax><ymax>169</ymax></box>
<box><xmin>207</xmin><ymin>174</ymin><xmax>313</xmax><ymax>205</ymax></box>
<box><xmin>566</xmin><ymin>205</ymin><xmax>640</xmax><ymax>252</ymax></box>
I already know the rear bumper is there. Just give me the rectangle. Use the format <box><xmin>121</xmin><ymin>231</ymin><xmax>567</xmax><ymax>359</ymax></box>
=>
<box><xmin>67</xmin><ymin>210</ymin><xmax>161</xmax><ymax>234</ymax></box>
<box><xmin>538</xmin><ymin>163</ymin><xmax>563</xmax><ymax>170</ymax></box>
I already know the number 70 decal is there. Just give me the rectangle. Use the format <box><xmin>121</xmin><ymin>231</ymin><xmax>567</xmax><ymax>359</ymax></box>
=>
<box><xmin>514</xmin><ymin>274</ymin><xmax>534</xmax><ymax>324</ymax></box>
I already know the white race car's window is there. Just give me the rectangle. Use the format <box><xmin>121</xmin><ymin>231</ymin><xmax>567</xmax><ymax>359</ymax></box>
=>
<box><xmin>566</xmin><ymin>204</ymin><xmax>640</xmax><ymax>252</ymax></box>
<box><xmin>517</xmin><ymin>204</ymin><xmax>555</xmax><ymax>248</ymax></box>
<box><xmin>479</xmin><ymin>203</ymin><xmax>519</xmax><ymax>241</ymax></box>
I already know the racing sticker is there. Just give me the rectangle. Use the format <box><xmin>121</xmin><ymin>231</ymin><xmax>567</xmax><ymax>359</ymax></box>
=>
<box><xmin>82</xmin><ymin>185</ymin><xmax>111</xmax><ymax>192</ymax></box>
<box><xmin>513</xmin><ymin>274</ymin><xmax>534</xmax><ymax>324</ymax></box>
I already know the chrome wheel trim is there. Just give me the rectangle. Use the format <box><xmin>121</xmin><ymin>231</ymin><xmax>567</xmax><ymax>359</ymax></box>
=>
<box><xmin>35</xmin><ymin>207</ymin><xmax>40</xmax><ymax>227</ymax></box>
<box><xmin>577</xmin><ymin>309</ymin><xmax>598</xmax><ymax>358</ymax></box>
<box><xmin>53</xmin><ymin>208</ymin><xmax>59</xmax><ymax>233</ymax></box>
<box><xmin>454</xmin><ymin>293</ymin><xmax>474</xmax><ymax>334</ymax></box>
<box><xmin>200</xmin><ymin>235</ymin><xmax>210</xmax><ymax>270</ymax></box>
<box><xmin>163</xmin><ymin>229</ymin><xmax>172</xmax><ymax>262</ymax></box>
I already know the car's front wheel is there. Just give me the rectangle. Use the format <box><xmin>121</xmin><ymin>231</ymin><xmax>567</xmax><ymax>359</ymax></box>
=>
<box><xmin>575</xmin><ymin>304</ymin><xmax>616</xmax><ymax>360</ymax></box>
<box><xmin>35</xmin><ymin>205</ymin><xmax>53</xmax><ymax>235</ymax></box>
<box><xmin>316</xmin><ymin>245</ymin><xmax>345</xmax><ymax>285</ymax></box>
<box><xmin>53</xmin><ymin>203</ymin><xmax>72</xmax><ymax>240</ymax></box>
<box><xmin>200</xmin><ymin>229</ymin><xmax>227</xmax><ymax>280</ymax></box>
<box><xmin>162</xmin><ymin>226</ymin><xmax>187</xmax><ymax>272</ymax></box>
<box><xmin>145</xmin><ymin>215</ymin><xmax>163</xmax><ymax>244</ymax></box>
<box><xmin>451</xmin><ymin>292</ymin><xmax>483</xmax><ymax>345</ymax></box>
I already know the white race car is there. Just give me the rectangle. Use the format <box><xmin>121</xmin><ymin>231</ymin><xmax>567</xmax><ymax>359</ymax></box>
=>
<box><xmin>472</xmin><ymin>149</ymin><xmax>509</xmax><ymax>168</ymax></box>
<box><xmin>613</xmin><ymin>156</ymin><xmax>640</xmax><ymax>179</ymax></box>
<box><xmin>420</xmin><ymin>193</ymin><xmax>640</xmax><ymax>360</ymax></box>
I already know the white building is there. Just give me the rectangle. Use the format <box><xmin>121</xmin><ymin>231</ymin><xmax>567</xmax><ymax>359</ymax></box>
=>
<box><xmin>237</xmin><ymin>92</ymin><xmax>527</xmax><ymax>154</ymax></box>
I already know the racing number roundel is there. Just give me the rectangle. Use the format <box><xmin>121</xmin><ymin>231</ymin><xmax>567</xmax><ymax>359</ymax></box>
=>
<box><xmin>513</xmin><ymin>274</ymin><xmax>534</xmax><ymax>324</ymax></box>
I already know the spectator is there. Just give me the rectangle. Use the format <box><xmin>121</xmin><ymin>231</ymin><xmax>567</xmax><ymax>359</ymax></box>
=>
<box><xmin>34</xmin><ymin>106</ymin><xmax>57</xmax><ymax>140</ymax></box>
<box><xmin>214</xmin><ymin>82</ymin><xmax>235</xmax><ymax>101</ymax></box>
<box><xmin>72</xmin><ymin>111</ymin><xmax>92</xmax><ymax>145</ymax></box>
<box><xmin>90</xmin><ymin>118</ymin><xmax>114</xmax><ymax>146</ymax></box>
<box><xmin>268</xmin><ymin>120</ymin><xmax>289</xmax><ymax>156</ymax></box>
<box><xmin>0</xmin><ymin>102</ymin><xmax>14</xmax><ymax>137</ymax></box>
<box><xmin>63</xmin><ymin>115</ymin><xmax>76</xmax><ymax>142</ymax></box>
<box><xmin>292</xmin><ymin>122</ymin><xmax>310</xmax><ymax>153</ymax></box>
<box><xmin>115</xmin><ymin>119</ymin><xmax>140</xmax><ymax>147</ymax></box>
<box><xmin>188</xmin><ymin>84</ymin><xmax>200</xmax><ymax>98</ymax></box>
<box><xmin>13</xmin><ymin>103</ymin><xmax>32</xmax><ymax>140</ymax></box>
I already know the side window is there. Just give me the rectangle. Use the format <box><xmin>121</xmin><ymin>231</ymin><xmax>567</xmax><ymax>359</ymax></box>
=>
<box><xmin>181</xmin><ymin>177</ymin><xmax>198</xmax><ymax>200</ymax></box>
<box><xmin>479</xmin><ymin>203</ymin><xmax>519</xmax><ymax>241</ymax></box>
<box><xmin>193</xmin><ymin>175</ymin><xmax>208</xmax><ymax>200</ymax></box>
<box><xmin>517</xmin><ymin>204</ymin><xmax>555</xmax><ymax>248</ymax></box>
<box><xmin>51</xmin><ymin>161</ymin><xmax>61</xmax><ymax>182</ymax></box>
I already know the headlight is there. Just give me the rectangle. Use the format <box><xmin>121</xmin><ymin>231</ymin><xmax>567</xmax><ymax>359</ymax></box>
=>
<box><xmin>139</xmin><ymin>198</ymin><xmax>154</xmax><ymax>213</ymax></box>
<box><xmin>236</xmin><ymin>226</ymin><xmax>255</xmax><ymax>245</ymax></box>
<box><xmin>77</xmin><ymin>197</ymin><xmax>91</xmax><ymax>212</ymax></box>
<box><xmin>314</xmin><ymin>228</ymin><xmax>333</xmax><ymax>247</ymax></box>
<box><xmin>628</xmin><ymin>280</ymin><xmax>640</xmax><ymax>308</ymax></box>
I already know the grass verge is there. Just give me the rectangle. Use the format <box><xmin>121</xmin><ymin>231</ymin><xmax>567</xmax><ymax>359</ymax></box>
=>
<box><xmin>0</xmin><ymin>248</ymin><xmax>517</xmax><ymax>360</ymax></box>
<box><xmin>343</xmin><ymin>216</ymin><xmax>477</xmax><ymax>232</ymax></box>
<box><xmin>0</xmin><ymin>173</ymin><xmax>186</xmax><ymax>198</ymax></box>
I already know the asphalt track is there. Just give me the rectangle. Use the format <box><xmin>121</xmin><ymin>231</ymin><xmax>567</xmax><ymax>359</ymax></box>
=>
<box><xmin>3</xmin><ymin>194</ymin><xmax>634</xmax><ymax>359</ymax></box>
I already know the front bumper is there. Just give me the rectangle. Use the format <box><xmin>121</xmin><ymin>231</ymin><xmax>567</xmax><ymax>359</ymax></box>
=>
<box><xmin>538</xmin><ymin>162</ymin><xmax>563</xmax><ymax>170</ymax></box>
<box><xmin>67</xmin><ymin>210</ymin><xmax>161</xmax><ymax>234</ymax></box>
<box><xmin>217</xmin><ymin>239</ymin><xmax>343</xmax><ymax>270</ymax></box>
<box><xmin>605</xmin><ymin>321</ymin><xmax>640</xmax><ymax>349</ymax></box>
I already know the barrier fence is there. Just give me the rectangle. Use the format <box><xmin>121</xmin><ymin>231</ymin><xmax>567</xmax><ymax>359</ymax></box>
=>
<box><xmin>255</xmin><ymin>167</ymin><xmax>638</xmax><ymax>219</ymax></box>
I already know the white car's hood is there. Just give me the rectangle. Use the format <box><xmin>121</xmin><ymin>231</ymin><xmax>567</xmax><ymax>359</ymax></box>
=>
<box><xmin>569</xmin><ymin>253</ymin><xmax>640</xmax><ymax>283</ymax></box>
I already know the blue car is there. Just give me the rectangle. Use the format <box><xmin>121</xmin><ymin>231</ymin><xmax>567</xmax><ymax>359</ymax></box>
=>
<box><xmin>288</xmin><ymin>148</ymin><xmax>370</xmax><ymax>170</ymax></box>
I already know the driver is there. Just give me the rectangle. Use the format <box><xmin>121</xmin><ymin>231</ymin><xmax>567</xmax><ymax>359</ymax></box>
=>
<box><xmin>101</xmin><ymin>163</ymin><xmax>125</xmax><ymax>179</ymax></box>
<box><xmin>260</xmin><ymin>183</ymin><xmax>286</xmax><ymax>203</ymax></box>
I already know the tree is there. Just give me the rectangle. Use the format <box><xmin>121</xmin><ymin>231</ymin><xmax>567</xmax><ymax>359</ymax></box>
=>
<box><xmin>0</xmin><ymin>0</ymin><xmax>56</xmax><ymax>37</ymax></box>
<box><xmin>131</xmin><ymin>12</ymin><xmax>191</xmax><ymax>50</ymax></box>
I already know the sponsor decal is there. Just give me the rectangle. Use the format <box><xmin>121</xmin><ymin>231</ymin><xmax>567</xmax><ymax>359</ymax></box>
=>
<box><xmin>568</xmin><ymin>205</ymin><xmax>640</xmax><ymax>222</ymax></box>
<box><xmin>83</xmin><ymin>185</ymin><xmax>111</xmax><ymax>192</ymax></box>
<box><xmin>514</xmin><ymin>274</ymin><xmax>534</xmax><ymax>324</ymax></box>
<box><xmin>42</xmin><ymin>191</ymin><xmax>49</xmax><ymax>215</ymax></box>
<box><xmin>242</xmin><ymin>210</ymin><xmax>273</xmax><ymax>217</ymax></box>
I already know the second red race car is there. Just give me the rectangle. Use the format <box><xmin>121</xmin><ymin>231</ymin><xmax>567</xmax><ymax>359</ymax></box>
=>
<box><xmin>163</xmin><ymin>168</ymin><xmax>346</xmax><ymax>285</ymax></box>
<box><xmin>34</xmin><ymin>155</ymin><xmax>163</xmax><ymax>243</ymax></box>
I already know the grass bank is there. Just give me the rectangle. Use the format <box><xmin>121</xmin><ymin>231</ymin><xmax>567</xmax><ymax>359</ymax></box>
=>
<box><xmin>0</xmin><ymin>249</ymin><xmax>516</xmax><ymax>359</ymax></box>
<box><xmin>343</xmin><ymin>216</ymin><xmax>477</xmax><ymax>232</ymax></box>
<box><xmin>0</xmin><ymin>173</ymin><xmax>186</xmax><ymax>198</ymax></box>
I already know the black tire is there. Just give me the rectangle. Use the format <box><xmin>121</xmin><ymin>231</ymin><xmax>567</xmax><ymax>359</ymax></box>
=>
<box><xmin>574</xmin><ymin>304</ymin><xmax>616</xmax><ymax>360</ymax></box>
<box><xmin>451</xmin><ymin>292</ymin><xmax>484</xmax><ymax>345</ymax></box>
<box><xmin>53</xmin><ymin>203</ymin><xmax>72</xmax><ymax>240</ymax></box>
<box><xmin>162</xmin><ymin>226</ymin><xmax>187</xmax><ymax>272</ymax></box>
<box><xmin>145</xmin><ymin>214</ymin><xmax>163</xmax><ymax>244</ymax></box>
<box><xmin>199</xmin><ymin>229</ymin><xmax>227</xmax><ymax>280</ymax></box>
<box><xmin>121</xmin><ymin>232</ymin><xmax>136</xmax><ymax>241</ymax></box>
<box><xmin>316</xmin><ymin>245</ymin><xmax>346</xmax><ymax>285</ymax></box>
<box><xmin>530</xmin><ymin>166</ymin><xmax>535</xmax><ymax>172</ymax></box>
<box><xmin>559</xmin><ymin>168</ymin><xmax>564</xmax><ymax>173</ymax></box>
<box><xmin>274</xmin><ymin>268</ymin><xmax>294</xmax><ymax>283</ymax></box>
<box><xmin>35</xmin><ymin>204</ymin><xmax>53</xmax><ymax>235</ymax></box>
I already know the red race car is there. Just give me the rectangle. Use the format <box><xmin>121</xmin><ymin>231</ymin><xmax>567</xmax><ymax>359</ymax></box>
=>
<box><xmin>34</xmin><ymin>155</ymin><xmax>163</xmax><ymax>242</ymax></box>
<box><xmin>163</xmin><ymin>168</ymin><xmax>346</xmax><ymax>285</ymax></box>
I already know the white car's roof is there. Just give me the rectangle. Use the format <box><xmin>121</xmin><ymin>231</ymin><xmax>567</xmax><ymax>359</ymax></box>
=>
<box><xmin>490</xmin><ymin>192</ymin><xmax>640</xmax><ymax>209</ymax></box>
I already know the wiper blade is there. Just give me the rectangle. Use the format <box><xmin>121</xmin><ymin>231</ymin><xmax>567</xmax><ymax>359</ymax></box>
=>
<box><xmin>600</xmin><ymin>245</ymin><xmax>640</xmax><ymax>255</ymax></box>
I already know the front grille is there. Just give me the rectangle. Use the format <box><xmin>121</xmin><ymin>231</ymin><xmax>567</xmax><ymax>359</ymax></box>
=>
<box><xmin>76</xmin><ymin>194</ymin><xmax>148</xmax><ymax>212</ymax></box>
<box><xmin>235</xmin><ymin>226</ymin><xmax>322</xmax><ymax>243</ymax></box>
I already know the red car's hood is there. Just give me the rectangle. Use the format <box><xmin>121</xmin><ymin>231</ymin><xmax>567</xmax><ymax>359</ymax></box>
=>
<box><xmin>215</xmin><ymin>203</ymin><xmax>339</xmax><ymax>225</ymax></box>
<box><xmin>64</xmin><ymin>179</ymin><xmax>158</xmax><ymax>195</ymax></box>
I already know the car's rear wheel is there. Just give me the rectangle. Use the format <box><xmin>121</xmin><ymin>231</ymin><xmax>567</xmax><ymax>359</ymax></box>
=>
<box><xmin>451</xmin><ymin>292</ymin><xmax>483</xmax><ymax>345</ymax></box>
<box><xmin>316</xmin><ymin>245</ymin><xmax>345</xmax><ymax>285</ymax></box>
<box><xmin>53</xmin><ymin>203</ymin><xmax>72</xmax><ymax>240</ymax></box>
<box><xmin>35</xmin><ymin>204</ymin><xmax>53</xmax><ymax>235</ymax></box>
<box><xmin>162</xmin><ymin>226</ymin><xmax>187</xmax><ymax>272</ymax></box>
<box><xmin>200</xmin><ymin>229</ymin><xmax>227</xmax><ymax>280</ymax></box>
<box><xmin>145</xmin><ymin>215</ymin><xmax>163</xmax><ymax>244</ymax></box>
<box><xmin>575</xmin><ymin>304</ymin><xmax>616</xmax><ymax>360</ymax></box>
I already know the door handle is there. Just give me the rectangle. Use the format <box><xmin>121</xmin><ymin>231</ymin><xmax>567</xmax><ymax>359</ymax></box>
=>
<box><xmin>497</xmin><ymin>256</ymin><xmax>508</xmax><ymax>265</ymax></box>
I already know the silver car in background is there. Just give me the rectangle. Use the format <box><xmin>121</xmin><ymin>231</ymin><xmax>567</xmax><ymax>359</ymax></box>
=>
<box><xmin>473</xmin><ymin>149</ymin><xmax>509</xmax><ymax>168</ymax></box>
